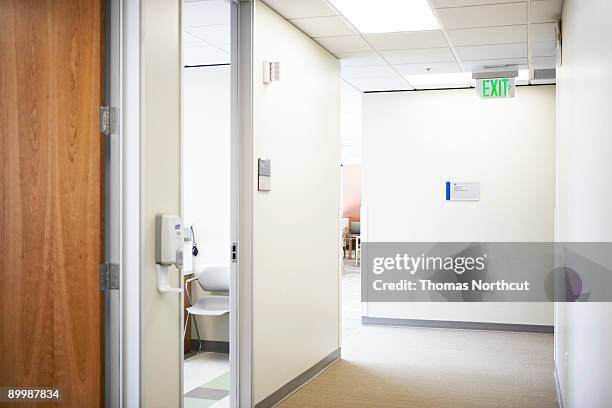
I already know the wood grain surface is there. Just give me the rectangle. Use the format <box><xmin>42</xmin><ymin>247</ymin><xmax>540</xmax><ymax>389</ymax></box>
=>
<box><xmin>0</xmin><ymin>0</ymin><xmax>104</xmax><ymax>406</ymax></box>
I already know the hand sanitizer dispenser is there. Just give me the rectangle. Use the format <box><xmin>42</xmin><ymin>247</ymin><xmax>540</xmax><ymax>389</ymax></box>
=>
<box><xmin>155</xmin><ymin>214</ymin><xmax>183</xmax><ymax>293</ymax></box>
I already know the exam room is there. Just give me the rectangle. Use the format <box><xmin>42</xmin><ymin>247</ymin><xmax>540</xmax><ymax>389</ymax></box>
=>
<box><xmin>181</xmin><ymin>0</ymin><xmax>232</xmax><ymax>405</ymax></box>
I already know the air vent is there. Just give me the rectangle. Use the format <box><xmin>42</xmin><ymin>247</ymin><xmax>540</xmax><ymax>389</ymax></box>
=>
<box><xmin>533</xmin><ymin>68</ymin><xmax>556</xmax><ymax>80</ymax></box>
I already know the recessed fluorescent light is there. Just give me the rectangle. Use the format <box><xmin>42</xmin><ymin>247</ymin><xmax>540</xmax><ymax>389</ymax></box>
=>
<box><xmin>405</xmin><ymin>72</ymin><xmax>473</xmax><ymax>87</ymax></box>
<box><xmin>328</xmin><ymin>0</ymin><xmax>440</xmax><ymax>34</ymax></box>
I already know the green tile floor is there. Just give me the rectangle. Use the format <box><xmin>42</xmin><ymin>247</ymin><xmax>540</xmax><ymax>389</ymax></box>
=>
<box><xmin>184</xmin><ymin>371</ymin><xmax>230</xmax><ymax>407</ymax></box>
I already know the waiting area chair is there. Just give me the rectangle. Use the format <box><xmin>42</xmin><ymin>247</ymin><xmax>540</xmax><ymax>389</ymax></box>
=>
<box><xmin>184</xmin><ymin>266</ymin><xmax>230</xmax><ymax>352</ymax></box>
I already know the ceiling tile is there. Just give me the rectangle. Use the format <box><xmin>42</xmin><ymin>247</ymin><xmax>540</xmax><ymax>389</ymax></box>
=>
<box><xmin>531</xmin><ymin>40</ymin><xmax>557</xmax><ymax>57</ymax></box>
<box><xmin>393</xmin><ymin>61</ymin><xmax>462</xmax><ymax>76</ymax></box>
<box><xmin>461</xmin><ymin>57</ymin><xmax>528</xmax><ymax>71</ymax></box>
<box><xmin>262</xmin><ymin>0</ymin><xmax>337</xmax><ymax>19</ymax></box>
<box><xmin>532</xmin><ymin>56</ymin><xmax>556</xmax><ymax>69</ymax></box>
<box><xmin>531</xmin><ymin>22</ymin><xmax>557</xmax><ymax>42</ymax></box>
<box><xmin>446</xmin><ymin>25</ymin><xmax>527</xmax><ymax>47</ymax></box>
<box><xmin>315</xmin><ymin>36</ymin><xmax>371</xmax><ymax>54</ymax></box>
<box><xmin>345</xmin><ymin>75</ymin><xmax>412</xmax><ymax>92</ymax></box>
<box><xmin>187</xmin><ymin>25</ymin><xmax>230</xmax><ymax>46</ymax></box>
<box><xmin>290</xmin><ymin>16</ymin><xmax>355</xmax><ymax>37</ymax></box>
<box><xmin>342</xmin><ymin>65</ymin><xmax>397</xmax><ymax>78</ymax></box>
<box><xmin>455</xmin><ymin>43</ymin><xmax>527</xmax><ymax>60</ymax></box>
<box><xmin>183</xmin><ymin>0</ymin><xmax>230</xmax><ymax>28</ymax></box>
<box><xmin>436</xmin><ymin>3</ymin><xmax>527</xmax><ymax>29</ymax></box>
<box><xmin>530</xmin><ymin>0</ymin><xmax>563</xmax><ymax>23</ymax></box>
<box><xmin>364</xmin><ymin>30</ymin><xmax>448</xmax><ymax>51</ymax></box>
<box><xmin>433</xmin><ymin>0</ymin><xmax>525</xmax><ymax>6</ymax></box>
<box><xmin>381</xmin><ymin>47</ymin><xmax>456</xmax><ymax>64</ymax></box>
<box><xmin>183</xmin><ymin>31</ymin><xmax>208</xmax><ymax>48</ymax></box>
<box><xmin>337</xmin><ymin>52</ymin><xmax>388</xmax><ymax>67</ymax></box>
<box><xmin>184</xmin><ymin>46</ymin><xmax>230</xmax><ymax>66</ymax></box>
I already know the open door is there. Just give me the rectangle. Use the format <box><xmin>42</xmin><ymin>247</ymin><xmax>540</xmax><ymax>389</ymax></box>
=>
<box><xmin>0</xmin><ymin>1</ymin><xmax>105</xmax><ymax>406</ymax></box>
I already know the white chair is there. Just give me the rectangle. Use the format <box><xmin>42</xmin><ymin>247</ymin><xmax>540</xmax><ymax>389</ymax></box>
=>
<box><xmin>184</xmin><ymin>266</ymin><xmax>230</xmax><ymax>352</ymax></box>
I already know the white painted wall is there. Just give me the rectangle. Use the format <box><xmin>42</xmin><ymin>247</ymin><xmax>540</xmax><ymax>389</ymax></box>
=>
<box><xmin>182</xmin><ymin>66</ymin><xmax>231</xmax><ymax>342</ymax></box>
<box><xmin>341</xmin><ymin>82</ymin><xmax>362</xmax><ymax>165</ymax></box>
<box><xmin>362</xmin><ymin>86</ymin><xmax>556</xmax><ymax>325</ymax></box>
<box><xmin>141</xmin><ymin>0</ymin><xmax>182</xmax><ymax>406</ymax></box>
<box><xmin>556</xmin><ymin>1</ymin><xmax>612</xmax><ymax>406</ymax></box>
<box><xmin>252</xmin><ymin>1</ymin><xmax>341</xmax><ymax>403</ymax></box>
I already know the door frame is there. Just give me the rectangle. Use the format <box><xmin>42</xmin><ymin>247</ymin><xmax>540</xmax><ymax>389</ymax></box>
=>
<box><xmin>232</xmin><ymin>1</ymin><xmax>255</xmax><ymax>406</ymax></box>
<box><xmin>111</xmin><ymin>0</ymin><xmax>255</xmax><ymax>406</ymax></box>
<box><xmin>105</xmin><ymin>0</ymin><xmax>141</xmax><ymax>406</ymax></box>
<box><xmin>104</xmin><ymin>0</ymin><xmax>122</xmax><ymax>406</ymax></box>
<box><xmin>177</xmin><ymin>1</ymin><xmax>254</xmax><ymax>407</ymax></box>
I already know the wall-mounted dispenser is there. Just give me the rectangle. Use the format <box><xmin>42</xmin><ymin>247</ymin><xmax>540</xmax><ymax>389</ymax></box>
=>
<box><xmin>155</xmin><ymin>214</ymin><xmax>184</xmax><ymax>293</ymax></box>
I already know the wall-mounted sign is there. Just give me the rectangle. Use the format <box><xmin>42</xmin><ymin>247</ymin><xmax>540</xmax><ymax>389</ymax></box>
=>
<box><xmin>445</xmin><ymin>182</ymin><xmax>480</xmax><ymax>201</ymax></box>
<box><xmin>476</xmin><ymin>77</ymin><xmax>515</xmax><ymax>99</ymax></box>
<box><xmin>258</xmin><ymin>158</ymin><xmax>271</xmax><ymax>191</ymax></box>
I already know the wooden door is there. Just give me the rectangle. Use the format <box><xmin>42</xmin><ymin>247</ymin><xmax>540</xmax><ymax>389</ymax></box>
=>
<box><xmin>0</xmin><ymin>1</ymin><xmax>104</xmax><ymax>407</ymax></box>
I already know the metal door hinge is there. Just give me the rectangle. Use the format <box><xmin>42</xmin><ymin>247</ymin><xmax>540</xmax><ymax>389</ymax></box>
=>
<box><xmin>100</xmin><ymin>106</ymin><xmax>118</xmax><ymax>136</ymax></box>
<box><xmin>231</xmin><ymin>242</ymin><xmax>238</xmax><ymax>263</ymax></box>
<box><xmin>100</xmin><ymin>263</ymin><xmax>120</xmax><ymax>291</ymax></box>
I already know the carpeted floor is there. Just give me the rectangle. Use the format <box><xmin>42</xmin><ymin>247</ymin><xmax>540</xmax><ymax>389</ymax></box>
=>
<box><xmin>278</xmin><ymin>325</ymin><xmax>557</xmax><ymax>408</ymax></box>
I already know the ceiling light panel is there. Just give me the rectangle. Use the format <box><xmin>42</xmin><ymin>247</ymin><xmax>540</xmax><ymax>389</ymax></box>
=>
<box><xmin>328</xmin><ymin>0</ymin><xmax>440</xmax><ymax>34</ymax></box>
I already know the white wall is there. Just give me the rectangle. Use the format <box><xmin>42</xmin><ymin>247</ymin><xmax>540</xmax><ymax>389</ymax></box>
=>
<box><xmin>341</xmin><ymin>82</ymin><xmax>362</xmax><ymax>165</ymax></box>
<box><xmin>252</xmin><ymin>1</ymin><xmax>341</xmax><ymax>403</ymax></box>
<box><xmin>556</xmin><ymin>1</ymin><xmax>612</xmax><ymax>406</ymax></box>
<box><xmin>182</xmin><ymin>66</ymin><xmax>231</xmax><ymax>342</ymax></box>
<box><xmin>362</xmin><ymin>86</ymin><xmax>556</xmax><ymax>325</ymax></box>
<box><xmin>141</xmin><ymin>0</ymin><xmax>182</xmax><ymax>406</ymax></box>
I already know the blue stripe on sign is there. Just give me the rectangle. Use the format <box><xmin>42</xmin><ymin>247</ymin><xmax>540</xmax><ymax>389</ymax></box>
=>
<box><xmin>446</xmin><ymin>182</ymin><xmax>451</xmax><ymax>201</ymax></box>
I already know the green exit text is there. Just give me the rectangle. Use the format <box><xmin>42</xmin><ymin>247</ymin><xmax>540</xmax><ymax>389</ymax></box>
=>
<box><xmin>481</xmin><ymin>78</ymin><xmax>513</xmax><ymax>98</ymax></box>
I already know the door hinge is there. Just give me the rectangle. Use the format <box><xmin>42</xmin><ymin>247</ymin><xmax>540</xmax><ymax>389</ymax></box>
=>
<box><xmin>100</xmin><ymin>263</ymin><xmax>120</xmax><ymax>291</ymax></box>
<box><xmin>100</xmin><ymin>106</ymin><xmax>118</xmax><ymax>136</ymax></box>
<box><xmin>231</xmin><ymin>242</ymin><xmax>238</xmax><ymax>263</ymax></box>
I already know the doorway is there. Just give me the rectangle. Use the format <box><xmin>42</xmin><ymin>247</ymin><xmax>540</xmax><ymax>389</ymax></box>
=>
<box><xmin>181</xmin><ymin>1</ymin><xmax>234</xmax><ymax>406</ymax></box>
<box><xmin>340</xmin><ymin>82</ymin><xmax>364</xmax><ymax>342</ymax></box>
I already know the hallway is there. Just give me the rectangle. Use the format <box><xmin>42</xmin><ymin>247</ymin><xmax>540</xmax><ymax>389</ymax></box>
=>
<box><xmin>280</xmin><ymin>325</ymin><xmax>557</xmax><ymax>408</ymax></box>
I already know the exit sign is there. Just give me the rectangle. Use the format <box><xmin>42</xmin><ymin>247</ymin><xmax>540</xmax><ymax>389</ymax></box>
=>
<box><xmin>477</xmin><ymin>77</ymin><xmax>515</xmax><ymax>98</ymax></box>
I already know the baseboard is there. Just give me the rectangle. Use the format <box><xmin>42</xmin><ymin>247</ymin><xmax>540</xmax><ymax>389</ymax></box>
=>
<box><xmin>255</xmin><ymin>348</ymin><xmax>341</xmax><ymax>408</ymax></box>
<box><xmin>190</xmin><ymin>339</ymin><xmax>230</xmax><ymax>353</ymax></box>
<box><xmin>554</xmin><ymin>364</ymin><xmax>565</xmax><ymax>408</ymax></box>
<box><xmin>362</xmin><ymin>316</ymin><xmax>555</xmax><ymax>334</ymax></box>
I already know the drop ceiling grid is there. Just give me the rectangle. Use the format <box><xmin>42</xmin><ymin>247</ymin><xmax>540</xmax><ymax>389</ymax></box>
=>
<box><xmin>183</xmin><ymin>0</ymin><xmax>231</xmax><ymax>66</ymax></box>
<box><xmin>262</xmin><ymin>0</ymin><xmax>562</xmax><ymax>91</ymax></box>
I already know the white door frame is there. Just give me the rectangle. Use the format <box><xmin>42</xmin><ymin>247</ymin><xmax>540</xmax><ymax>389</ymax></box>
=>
<box><xmin>177</xmin><ymin>1</ymin><xmax>255</xmax><ymax>407</ymax></box>
<box><xmin>115</xmin><ymin>0</ymin><xmax>255</xmax><ymax>406</ymax></box>
<box><xmin>106</xmin><ymin>0</ymin><xmax>142</xmax><ymax>406</ymax></box>
<box><xmin>232</xmin><ymin>1</ymin><xmax>254</xmax><ymax>407</ymax></box>
<box><xmin>104</xmin><ymin>0</ymin><xmax>122</xmax><ymax>406</ymax></box>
